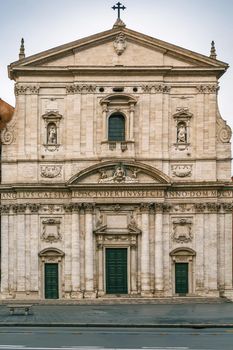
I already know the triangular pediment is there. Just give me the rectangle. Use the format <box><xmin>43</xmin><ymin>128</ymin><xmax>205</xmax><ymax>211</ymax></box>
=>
<box><xmin>9</xmin><ymin>27</ymin><xmax>228</xmax><ymax>79</ymax></box>
<box><xmin>68</xmin><ymin>161</ymin><xmax>171</xmax><ymax>186</ymax></box>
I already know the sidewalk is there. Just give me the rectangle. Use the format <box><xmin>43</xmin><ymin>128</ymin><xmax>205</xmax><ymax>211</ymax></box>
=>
<box><xmin>0</xmin><ymin>300</ymin><xmax>233</xmax><ymax>327</ymax></box>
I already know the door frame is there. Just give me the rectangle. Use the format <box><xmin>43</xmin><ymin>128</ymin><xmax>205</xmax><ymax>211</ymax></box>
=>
<box><xmin>170</xmin><ymin>247</ymin><xmax>196</xmax><ymax>296</ymax></box>
<box><xmin>104</xmin><ymin>246</ymin><xmax>131</xmax><ymax>295</ymax></box>
<box><xmin>39</xmin><ymin>248</ymin><xmax>64</xmax><ymax>299</ymax></box>
<box><xmin>175</xmin><ymin>262</ymin><xmax>189</xmax><ymax>294</ymax></box>
<box><xmin>44</xmin><ymin>263</ymin><xmax>59</xmax><ymax>299</ymax></box>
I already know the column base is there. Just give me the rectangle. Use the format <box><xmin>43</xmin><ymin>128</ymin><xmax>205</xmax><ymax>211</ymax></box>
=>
<box><xmin>84</xmin><ymin>291</ymin><xmax>97</xmax><ymax>299</ymax></box>
<box><xmin>222</xmin><ymin>290</ymin><xmax>233</xmax><ymax>301</ymax></box>
<box><xmin>141</xmin><ymin>290</ymin><xmax>154</xmax><ymax>297</ymax></box>
<box><xmin>70</xmin><ymin>291</ymin><xmax>84</xmax><ymax>299</ymax></box>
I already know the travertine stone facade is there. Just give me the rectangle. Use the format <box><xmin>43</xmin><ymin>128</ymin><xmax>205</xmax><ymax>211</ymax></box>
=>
<box><xmin>1</xmin><ymin>22</ymin><xmax>233</xmax><ymax>300</ymax></box>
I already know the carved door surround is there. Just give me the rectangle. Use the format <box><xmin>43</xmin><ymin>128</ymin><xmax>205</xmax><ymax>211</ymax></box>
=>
<box><xmin>94</xmin><ymin>221</ymin><xmax>141</xmax><ymax>297</ymax></box>
<box><xmin>170</xmin><ymin>247</ymin><xmax>196</xmax><ymax>296</ymax></box>
<box><xmin>39</xmin><ymin>248</ymin><xmax>64</xmax><ymax>299</ymax></box>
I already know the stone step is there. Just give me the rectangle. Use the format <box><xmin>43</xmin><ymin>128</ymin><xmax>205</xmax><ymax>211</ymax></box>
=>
<box><xmin>0</xmin><ymin>296</ymin><xmax>230</xmax><ymax>305</ymax></box>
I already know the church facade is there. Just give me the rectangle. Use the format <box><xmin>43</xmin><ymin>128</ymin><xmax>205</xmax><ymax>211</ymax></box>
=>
<box><xmin>1</xmin><ymin>18</ymin><xmax>233</xmax><ymax>300</ymax></box>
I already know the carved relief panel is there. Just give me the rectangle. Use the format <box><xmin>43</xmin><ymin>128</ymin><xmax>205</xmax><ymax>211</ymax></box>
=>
<box><xmin>41</xmin><ymin>218</ymin><xmax>62</xmax><ymax>243</ymax></box>
<box><xmin>171</xmin><ymin>217</ymin><xmax>193</xmax><ymax>244</ymax></box>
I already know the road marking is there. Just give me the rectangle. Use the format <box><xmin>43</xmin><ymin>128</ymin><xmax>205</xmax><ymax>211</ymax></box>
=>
<box><xmin>0</xmin><ymin>345</ymin><xmax>201</xmax><ymax>350</ymax></box>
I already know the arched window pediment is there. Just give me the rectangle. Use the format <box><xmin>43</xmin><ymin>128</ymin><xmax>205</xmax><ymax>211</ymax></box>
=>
<box><xmin>100</xmin><ymin>93</ymin><xmax>137</xmax><ymax>106</ymax></box>
<box><xmin>39</xmin><ymin>248</ymin><xmax>65</xmax><ymax>257</ymax></box>
<box><xmin>170</xmin><ymin>247</ymin><xmax>196</xmax><ymax>257</ymax></box>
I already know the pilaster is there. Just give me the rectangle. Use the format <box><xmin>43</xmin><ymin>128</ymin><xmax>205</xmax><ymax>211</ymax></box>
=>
<box><xmin>84</xmin><ymin>203</ymin><xmax>96</xmax><ymax>298</ymax></box>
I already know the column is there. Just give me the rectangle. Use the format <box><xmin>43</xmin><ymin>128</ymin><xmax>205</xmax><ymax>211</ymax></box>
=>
<box><xmin>195</xmin><ymin>204</ymin><xmax>205</xmax><ymax>292</ymax></box>
<box><xmin>8</xmin><ymin>210</ymin><xmax>15</xmax><ymax>295</ymax></box>
<box><xmin>223</xmin><ymin>205</ymin><xmax>233</xmax><ymax>294</ymax></box>
<box><xmin>30</xmin><ymin>205</ymin><xmax>39</xmax><ymax>294</ymax></box>
<box><xmin>129</xmin><ymin>103</ymin><xmax>135</xmax><ymax>141</ymax></box>
<box><xmin>64</xmin><ymin>207</ymin><xmax>72</xmax><ymax>295</ymax></box>
<box><xmin>130</xmin><ymin>243</ymin><xmax>137</xmax><ymax>294</ymax></box>
<box><xmin>71</xmin><ymin>204</ymin><xmax>82</xmax><ymax>298</ymax></box>
<box><xmin>154</xmin><ymin>203</ymin><xmax>164</xmax><ymax>292</ymax></box>
<box><xmin>16</xmin><ymin>205</ymin><xmax>26</xmax><ymax>292</ymax></box>
<box><xmin>140</xmin><ymin>203</ymin><xmax>151</xmax><ymax>296</ymax></box>
<box><xmin>102</xmin><ymin>103</ymin><xmax>108</xmax><ymax>141</ymax></box>
<box><xmin>1</xmin><ymin>209</ymin><xmax>9</xmax><ymax>294</ymax></box>
<box><xmin>205</xmin><ymin>204</ymin><xmax>218</xmax><ymax>295</ymax></box>
<box><xmin>84</xmin><ymin>203</ymin><xmax>96</xmax><ymax>298</ymax></box>
<box><xmin>97</xmin><ymin>243</ymin><xmax>104</xmax><ymax>296</ymax></box>
<box><xmin>25</xmin><ymin>212</ymin><xmax>31</xmax><ymax>294</ymax></box>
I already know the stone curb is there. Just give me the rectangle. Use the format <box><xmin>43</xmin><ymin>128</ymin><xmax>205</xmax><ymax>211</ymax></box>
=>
<box><xmin>0</xmin><ymin>323</ymin><xmax>233</xmax><ymax>328</ymax></box>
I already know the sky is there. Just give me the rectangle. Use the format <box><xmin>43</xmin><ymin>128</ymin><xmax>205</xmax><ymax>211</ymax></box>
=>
<box><xmin>1</xmin><ymin>0</ymin><xmax>233</xmax><ymax>131</ymax></box>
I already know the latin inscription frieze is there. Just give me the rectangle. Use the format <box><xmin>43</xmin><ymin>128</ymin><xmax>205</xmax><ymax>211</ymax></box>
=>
<box><xmin>1</xmin><ymin>189</ymin><xmax>233</xmax><ymax>200</ymax></box>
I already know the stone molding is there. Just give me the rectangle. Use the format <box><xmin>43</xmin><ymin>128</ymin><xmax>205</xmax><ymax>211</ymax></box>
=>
<box><xmin>196</xmin><ymin>84</ymin><xmax>219</xmax><ymax>94</ymax></box>
<box><xmin>0</xmin><ymin>201</ymin><xmax>232</xmax><ymax>214</ymax></box>
<box><xmin>141</xmin><ymin>84</ymin><xmax>171</xmax><ymax>93</ymax></box>
<box><xmin>66</xmin><ymin>84</ymin><xmax>96</xmax><ymax>94</ymax></box>
<box><xmin>15</xmin><ymin>84</ymin><xmax>39</xmax><ymax>95</ymax></box>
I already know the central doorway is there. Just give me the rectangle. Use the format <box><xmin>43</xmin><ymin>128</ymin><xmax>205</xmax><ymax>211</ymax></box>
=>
<box><xmin>44</xmin><ymin>263</ymin><xmax>59</xmax><ymax>299</ymax></box>
<box><xmin>106</xmin><ymin>248</ymin><xmax>128</xmax><ymax>294</ymax></box>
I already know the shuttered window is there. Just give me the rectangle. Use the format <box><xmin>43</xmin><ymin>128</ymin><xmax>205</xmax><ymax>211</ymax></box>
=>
<box><xmin>108</xmin><ymin>113</ymin><xmax>125</xmax><ymax>141</ymax></box>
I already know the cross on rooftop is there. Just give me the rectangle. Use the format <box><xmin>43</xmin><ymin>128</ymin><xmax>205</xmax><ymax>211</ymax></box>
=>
<box><xmin>112</xmin><ymin>2</ymin><xmax>126</xmax><ymax>20</ymax></box>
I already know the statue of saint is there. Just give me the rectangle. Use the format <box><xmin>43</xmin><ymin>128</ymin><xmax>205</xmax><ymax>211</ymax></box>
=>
<box><xmin>48</xmin><ymin>124</ymin><xmax>57</xmax><ymax>144</ymax></box>
<box><xmin>177</xmin><ymin>124</ymin><xmax>186</xmax><ymax>143</ymax></box>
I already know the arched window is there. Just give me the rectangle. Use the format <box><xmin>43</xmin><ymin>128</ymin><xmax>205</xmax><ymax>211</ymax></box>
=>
<box><xmin>108</xmin><ymin>113</ymin><xmax>125</xmax><ymax>141</ymax></box>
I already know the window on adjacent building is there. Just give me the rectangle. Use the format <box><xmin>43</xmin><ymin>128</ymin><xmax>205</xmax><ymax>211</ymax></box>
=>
<box><xmin>108</xmin><ymin>113</ymin><xmax>125</xmax><ymax>141</ymax></box>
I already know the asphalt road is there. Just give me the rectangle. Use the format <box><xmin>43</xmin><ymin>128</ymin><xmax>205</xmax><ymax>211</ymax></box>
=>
<box><xmin>0</xmin><ymin>327</ymin><xmax>233</xmax><ymax>350</ymax></box>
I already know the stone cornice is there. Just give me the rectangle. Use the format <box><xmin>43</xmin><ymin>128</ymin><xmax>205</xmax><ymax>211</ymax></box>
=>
<box><xmin>9</xmin><ymin>66</ymin><xmax>227</xmax><ymax>80</ymax></box>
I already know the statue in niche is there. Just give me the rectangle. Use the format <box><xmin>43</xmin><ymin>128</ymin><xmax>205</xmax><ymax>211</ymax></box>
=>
<box><xmin>47</xmin><ymin>123</ymin><xmax>57</xmax><ymax>144</ymax></box>
<box><xmin>177</xmin><ymin>123</ymin><xmax>187</xmax><ymax>143</ymax></box>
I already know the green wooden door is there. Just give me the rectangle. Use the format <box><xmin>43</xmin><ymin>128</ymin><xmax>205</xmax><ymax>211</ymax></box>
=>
<box><xmin>175</xmin><ymin>263</ymin><xmax>188</xmax><ymax>294</ymax></box>
<box><xmin>106</xmin><ymin>248</ymin><xmax>128</xmax><ymax>294</ymax></box>
<box><xmin>45</xmin><ymin>263</ymin><xmax>59</xmax><ymax>299</ymax></box>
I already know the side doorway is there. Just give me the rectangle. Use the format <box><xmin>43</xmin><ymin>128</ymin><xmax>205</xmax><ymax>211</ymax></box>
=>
<box><xmin>44</xmin><ymin>263</ymin><xmax>59</xmax><ymax>299</ymax></box>
<box><xmin>175</xmin><ymin>263</ymin><xmax>188</xmax><ymax>295</ymax></box>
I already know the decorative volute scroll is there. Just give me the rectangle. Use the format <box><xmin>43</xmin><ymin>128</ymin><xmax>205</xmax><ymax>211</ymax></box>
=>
<box><xmin>0</xmin><ymin>98</ymin><xmax>16</xmax><ymax>144</ymax></box>
<box><xmin>216</xmin><ymin>107</ymin><xmax>232</xmax><ymax>143</ymax></box>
